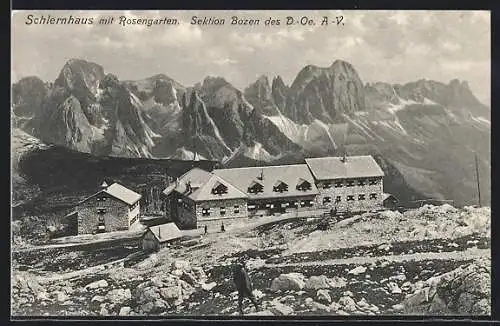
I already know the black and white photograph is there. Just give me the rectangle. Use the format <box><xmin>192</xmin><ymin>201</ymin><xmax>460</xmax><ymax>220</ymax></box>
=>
<box><xmin>11</xmin><ymin>9</ymin><xmax>491</xmax><ymax>317</ymax></box>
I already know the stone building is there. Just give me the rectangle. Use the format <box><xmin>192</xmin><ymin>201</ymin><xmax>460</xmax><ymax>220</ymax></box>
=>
<box><xmin>213</xmin><ymin>164</ymin><xmax>319</xmax><ymax>217</ymax></box>
<box><xmin>305</xmin><ymin>155</ymin><xmax>385</xmax><ymax>213</ymax></box>
<box><xmin>142</xmin><ymin>222</ymin><xmax>183</xmax><ymax>252</ymax></box>
<box><xmin>75</xmin><ymin>182</ymin><xmax>142</xmax><ymax>234</ymax></box>
<box><xmin>162</xmin><ymin>155</ymin><xmax>386</xmax><ymax>230</ymax></box>
<box><xmin>163</xmin><ymin>168</ymin><xmax>248</xmax><ymax>230</ymax></box>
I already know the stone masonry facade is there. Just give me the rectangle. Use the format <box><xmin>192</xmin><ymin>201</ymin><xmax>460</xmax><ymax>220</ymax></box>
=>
<box><xmin>315</xmin><ymin>176</ymin><xmax>384</xmax><ymax>213</ymax></box>
<box><xmin>77</xmin><ymin>193</ymin><xmax>130</xmax><ymax>234</ymax></box>
<box><xmin>171</xmin><ymin>196</ymin><xmax>248</xmax><ymax>230</ymax></box>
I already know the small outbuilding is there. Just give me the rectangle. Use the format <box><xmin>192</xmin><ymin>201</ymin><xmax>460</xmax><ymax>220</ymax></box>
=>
<box><xmin>382</xmin><ymin>193</ymin><xmax>398</xmax><ymax>210</ymax></box>
<box><xmin>142</xmin><ymin>222</ymin><xmax>183</xmax><ymax>252</ymax></box>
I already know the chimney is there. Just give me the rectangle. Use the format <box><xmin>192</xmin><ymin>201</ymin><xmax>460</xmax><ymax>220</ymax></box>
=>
<box><xmin>258</xmin><ymin>168</ymin><xmax>264</xmax><ymax>181</ymax></box>
<box><xmin>100</xmin><ymin>181</ymin><xmax>109</xmax><ymax>189</ymax></box>
<box><xmin>186</xmin><ymin>180</ymin><xmax>192</xmax><ymax>194</ymax></box>
<box><xmin>341</xmin><ymin>152</ymin><xmax>347</xmax><ymax>163</ymax></box>
<box><xmin>175</xmin><ymin>177</ymin><xmax>179</xmax><ymax>187</ymax></box>
<box><xmin>158</xmin><ymin>226</ymin><xmax>161</xmax><ymax>239</ymax></box>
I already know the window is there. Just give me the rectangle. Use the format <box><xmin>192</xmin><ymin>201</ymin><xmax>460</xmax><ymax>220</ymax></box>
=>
<box><xmin>273</xmin><ymin>181</ymin><xmax>289</xmax><ymax>193</ymax></box>
<box><xmin>335</xmin><ymin>196</ymin><xmax>341</xmax><ymax>202</ymax></box>
<box><xmin>234</xmin><ymin>205</ymin><xmax>239</xmax><ymax>209</ymax></box>
<box><xmin>369</xmin><ymin>193</ymin><xmax>378</xmax><ymax>200</ymax></box>
<box><xmin>98</xmin><ymin>216</ymin><xmax>105</xmax><ymax>223</ymax></box>
<box><xmin>177</xmin><ymin>198</ymin><xmax>183</xmax><ymax>204</ymax></box>
<box><xmin>358</xmin><ymin>194</ymin><xmax>366</xmax><ymax>201</ymax></box>
<box><xmin>323</xmin><ymin>183</ymin><xmax>332</xmax><ymax>189</ymax></box>
<box><xmin>304</xmin><ymin>200</ymin><xmax>313</xmax><ymax>207</ymax></box>
<box><xmin>212</xmin><ymin>183</ymin><xmax>228</xmax><ymax>195</ymax></box>
<box><xmin>97</xmin><ymin>208</ymin><xmax>106</xmax><ymax>214</ymax></box>
<box><xmin>220</xmin><ymin>207</ymin><xmax>226</xmax><ymax>215</ymax></box>
<box><xmin>335</xmin><ymin>181</ymin><xmax>343</xmax><ymax>188</ymax></box>
<box><xmin>234</xmin><ymin>209</ymin><xmax>240</xmax><ymax>214</ymax></box>
<box><xmin>296</xmin><ymin>179</ymin><xmax>312</xmax><ymax>191</ymax></box>
<box><xmin>347</xmin><ymin>195</ymin><xmax>355</xmax><ymax>201</ymax></box>
<box><xmin>346</xmin><ymin>180</ymin><xmax>355</xmax><ymax>187</ymax></box>
<box><xmin>202</xmin><ymin>208</ymin><xmax>210</xmax><ymax>216</ymax></box>
<box><xmin>130</xmin><ymin>214</ymin><xmax>139</xmax><ymax>226</ymax></box>
<box><xmin>323</xmin><ymin>197</ymin><xmax>331</xmax><ymax>204</ymax></box>
<box><xmin>248</xmin><ymin>204</ymin><xmax>256</xmax><ymax>210</ymax></box>
<box><xmin>248</xmin><ymin>181</ymin><xmax>264</xmax><ymax>194</ymax></box>
<box><xmin>358</xmin><ymin>179</ymin><xmax>366</xmax><ymax>186</ymax></box>
<box><xmin>369</xmin><ymin>179</ymin><xmax>379</xmax><ymax>185</ymax></box>
<box><xmin>97</xmin><ymin>196</ymin><xmax>106</xmax><ymax>202</ymax></box>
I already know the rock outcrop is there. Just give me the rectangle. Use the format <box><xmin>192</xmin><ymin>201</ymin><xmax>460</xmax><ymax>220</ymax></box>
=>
<box><xmin>403</xmin><ymin>258</ymin><xmax>490</xmax><ymax>315</ymax></box>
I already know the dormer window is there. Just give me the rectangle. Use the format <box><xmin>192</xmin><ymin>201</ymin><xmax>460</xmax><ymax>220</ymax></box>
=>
<box><xmin>273</xmin><ymin>180</ymin><xmax>288</xmax><ymax>193</ymax></box>
<box><xmin>369</xmin><ymin>178</ymin><xmax>379</xmax><ymax>185</ymax></box>
<box><xmin>358</xmin><ymin>179</ymin><xmax>366</xmax><ymax>186</ymax></box>
<box><xmin>296</xmin><ymin>178</ymin><xmax>312</xmax><ymax>191</ymax></box>
<box><xmin>211</xmin><ymin>182</ymin><xmax>228</xmax><ymax>195</ymax></box>
<box><xmin>248</xmin><ymin>181</ymin><xmax>264</xmax><ymax>194</ymax></box>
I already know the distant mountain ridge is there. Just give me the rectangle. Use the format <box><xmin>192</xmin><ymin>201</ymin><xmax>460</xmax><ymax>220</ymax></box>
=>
<box><xmin>11</xmin><ymin>58</ymin><xmax>491</xmax><ymax>206</ymax></box>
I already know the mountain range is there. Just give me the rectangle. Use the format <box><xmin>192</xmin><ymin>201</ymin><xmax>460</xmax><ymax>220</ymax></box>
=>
<box><xmin>11</xmin><ymin>58</ymin><xmax>491</xmax><ymax>207</ymax></box>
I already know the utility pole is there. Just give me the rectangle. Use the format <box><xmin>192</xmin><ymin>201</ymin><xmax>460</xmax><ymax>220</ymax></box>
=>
<box><xmin>475</xmin><ymin>152</ymin><xmax>482</xmax><ymax>207</ymax></box>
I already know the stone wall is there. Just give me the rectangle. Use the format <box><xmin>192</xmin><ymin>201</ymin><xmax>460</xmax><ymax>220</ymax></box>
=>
<box><xmin>175</xmin><ymin>196</ymin><xmax>197</xmax><ymax>230</ymax></box>
<box><xmin>76</xmin><ymin>193</ymin><xmax>129</xmax><ymax>234</ymax></box>
<box><xmin>315</xmin><ymin>177</ymin><xmax>384</xmax><ymax>213</ymax></box>
<box><xmin>248</xmin><ymin>196</ymin><xmax>317</xmax><ymax>217</ymax></box>
<box><xmin>196</xmin><ymin>198</ymin><xmax>248</xmax><ymax>223</ymax></box>
<box><xmin>142</xmin><ymin>230</ymin><xmax>159</xmax><ymax>251</ymax></box>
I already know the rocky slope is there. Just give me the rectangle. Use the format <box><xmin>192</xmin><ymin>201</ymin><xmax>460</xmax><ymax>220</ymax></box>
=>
<box><xmin>403</xmin><ymin>258</ymin><xmax>490</xmax><ymax>315</ymax></box>
<box><xmin>11</xmin><ymin>204</ymin><xmax>490</xmax><ymax>317</ymax></box>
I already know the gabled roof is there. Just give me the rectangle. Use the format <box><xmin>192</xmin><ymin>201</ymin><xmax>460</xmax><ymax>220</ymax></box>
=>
<box><xmin>189</xmin><ymin>174</ymin><xmax>248</xmax><ymax>202</ymax></box>
<box><xmin>78</xmin><ymin>182</ymin><xmax>142</xmax><ymax>206</ymax></box>
<box><xmin>273</xmin><ymin>180</ymin><xmax>287</xmax><ymax>187</ymax></box>
<box><xmin>147</xmin><ymin>222</ymin><xmax>183</xmax><ymax>243</ymax></box>
<box><xmin>162</xmin><ymin>168</ymin><xmax>213</xmax><ymax>196</ymax></box>
<box><xmin>305</xmin><ymin>155</ymin><xmax>384</xmax><ymax>180</ymax></box>
<box><xmin>213</xmin><ymin>164</ymin><xmax>319</xmax><ymax>200</ymax></box>
<box><xmin>248</xmin><ymin>180</ymin><xmax>263</xmax><ymax>188</ymax></box>
<box><xmin>104</xmin><ymin>183</ymin><xmax>142</xmax><ymax>205</ymax></box>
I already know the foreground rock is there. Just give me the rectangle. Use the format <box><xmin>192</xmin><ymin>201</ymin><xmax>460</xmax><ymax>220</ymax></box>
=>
<box><xmin>403</xmin><ymin>258</ymin><xmax>490</xmax><ymax>315</ymax></box>
<box><xmin>270</xmin><ymin>273</ymin><xmax>306</xmax><ymax>292</ymax></box>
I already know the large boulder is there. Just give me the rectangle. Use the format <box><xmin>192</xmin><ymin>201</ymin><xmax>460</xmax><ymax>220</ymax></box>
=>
<box><xmin>304</xmin><ymin>275</ymin><xmax>330</xmax><ymax>290</ymax></box>
<box><xmin>84</xmin><ymin>279</ymin><xmax>109</xmax><ymax>290</ymax></box>
<box><xmin>270</xmin><ymin>273</ymin><xmax>306</xmax><ymax>292</ymax></box>
<box><xmin>106</xmin><ymin>288</ymin><xmax>132</xmax><ymax>304</ymax></box>
<box><xmin>269</xmin><ymin>301</ymin><xmax>294</xmax><ymax>315</ymax></box>
<box><xmin>403</xmin><ymin>258</ymin><xmax>490</xmax><ymax>315</ymax></box>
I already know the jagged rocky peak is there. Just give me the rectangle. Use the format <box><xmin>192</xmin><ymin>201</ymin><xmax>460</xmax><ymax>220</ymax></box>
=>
<box><xmin>151</xmin><ymin>78</ymin><xmax>178</xmax><ymax>106</ymax></box>
<box><xmin>202</xmin><ymin>76</ymin><xmax>231</xmax><ymax>93</ymax></box>
<box><xmin>283</xmin><ymin>59</ymin><xmax>366</xmax><ymax>124</ymax></box>
<box><xmin>12</xmin><ymin>76</ymin><xmax>48</xmax><ymax>116</ymax></box>
<box><xmin>271</xmin><ymin>75</ymin><xmax>289</xmax><ymax>111</ymax></box>
<box><xmin>245</xmin><ymin>75</ymin><xmax>272</xmax><ymax>99</ymax></box>
<box><xmin>244</xmin><ymin>75</ymin><xmax>281</xmax><ymax>116</ymax></box>
<box><xmin>54</xmin><ymin>58</ymin><xmax>105</xmax><ymax>95</ymax></box>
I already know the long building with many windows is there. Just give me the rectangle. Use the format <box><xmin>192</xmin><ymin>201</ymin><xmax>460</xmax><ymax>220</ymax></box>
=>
<box><xmin>162</xmin><ymin>155</ymin><xmax>386</xmax><ymax>230</ymax></box>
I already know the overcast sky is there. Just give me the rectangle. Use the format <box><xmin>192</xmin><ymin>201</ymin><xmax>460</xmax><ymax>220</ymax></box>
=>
<box><xmin>11</xmin><ymin>10</ymin><xmax>490</xmax><ymax>104</ymax></box>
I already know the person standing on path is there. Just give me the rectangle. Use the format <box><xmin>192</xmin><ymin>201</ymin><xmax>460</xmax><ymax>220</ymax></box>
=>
<box><xmin>232</xmin><ymin>261</ymin><xmax>260</xmax><ymax>315</ymax></box>
<box><xmin>221</xmin><ymin>222</ymin><xmax>225</xmax><ymax>232</ymax></box>
<box><xmin>204</xmin><ymin>225</ymin><xmax>208</xmax><ymax>234</ymax></box>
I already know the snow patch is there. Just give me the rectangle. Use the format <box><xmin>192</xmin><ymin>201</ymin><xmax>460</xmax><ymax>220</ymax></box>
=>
<box><xmin>243</xmin><ymin>142</ymin><xmax>277</xmax><ymax>162</ymax></box>
<box><xmin>472</xmin><ymin>116</ymin><xmax>490</xmax><ymax>126</ymax></box>
<box><xmin>312</xmin><ymin>119</ymin><xmax>337</xmax><ymax>148</ymax></box>
<box><xmin>196</xmin><ymin>93</ymin><xmax>233</xmax><ymax>153</ymax></box>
